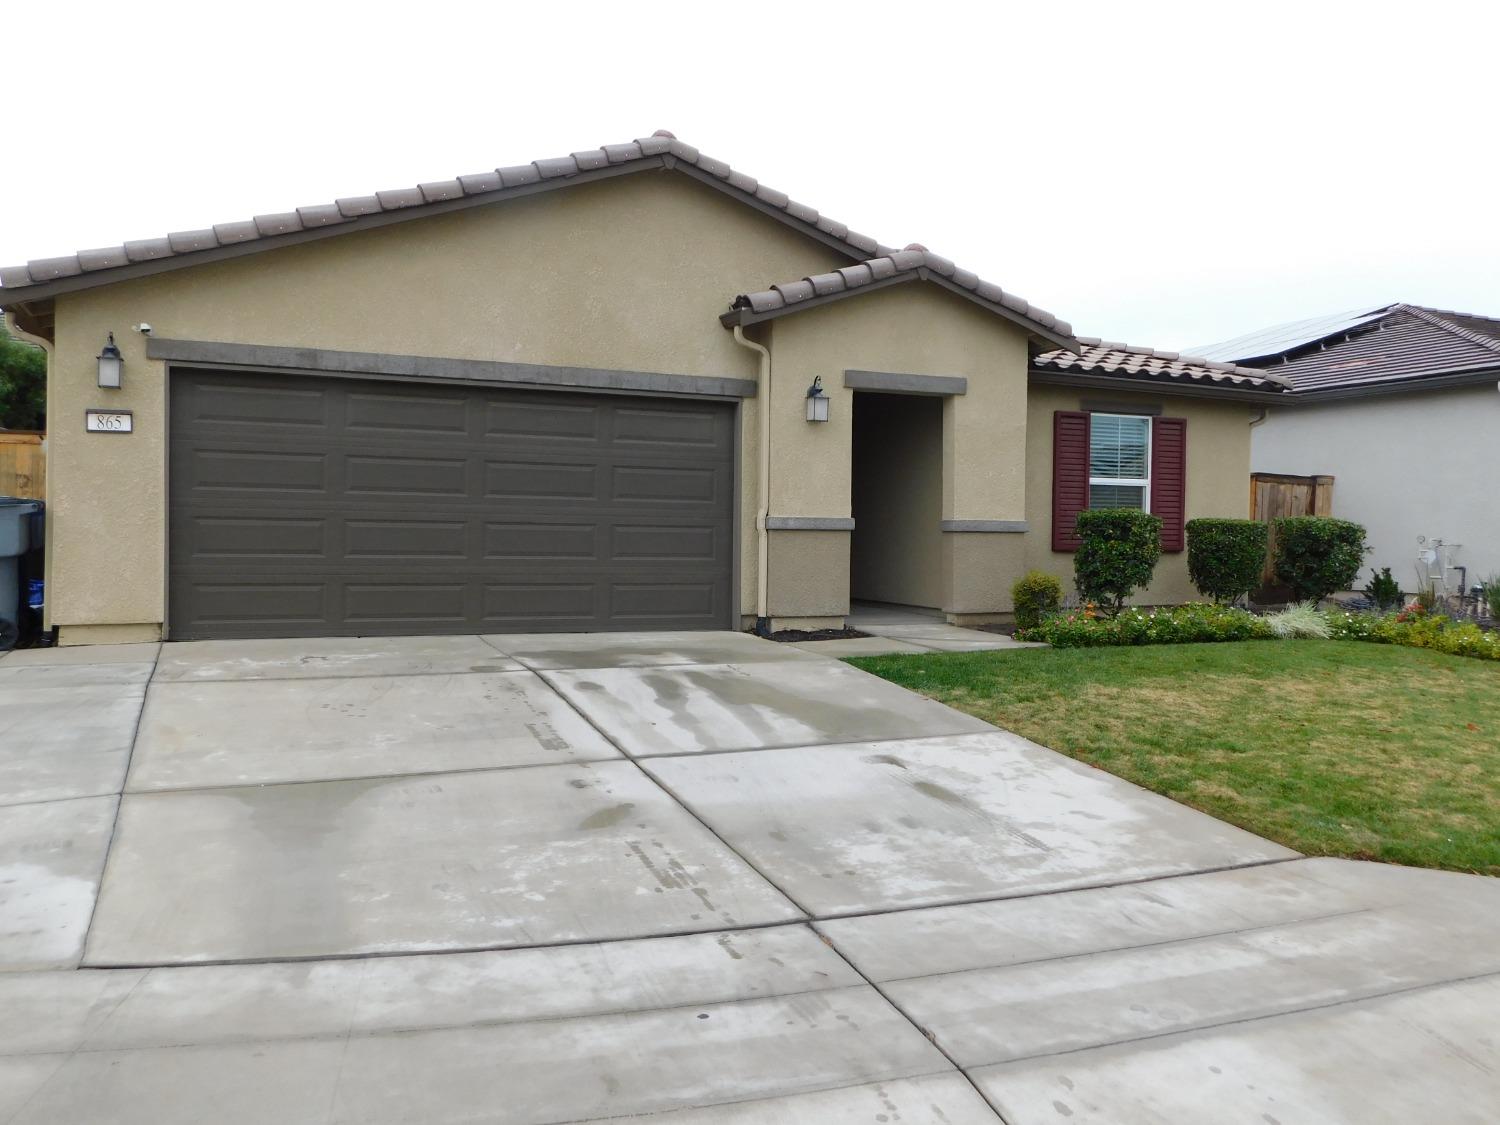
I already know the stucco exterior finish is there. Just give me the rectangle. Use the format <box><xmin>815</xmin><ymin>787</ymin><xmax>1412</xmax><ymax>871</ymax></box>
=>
<box><xmin>45</xmin><ymin>172</ymin><xmax>848</xmax><ymax>639</ymax></box>
<box><xmin>1025</xmin><ymin>386</ymin><xmax>1257</xmax><ymax>606</ymax></box>
<box><xmin>1252</xmin><ymin>385</ymin><xmax>1500</xmax><ymax>587</ymax></box>
<box><xmin>765</xmin><ymin>284</ymin><xmax>1031</xmax><ymax>622</ymax></box>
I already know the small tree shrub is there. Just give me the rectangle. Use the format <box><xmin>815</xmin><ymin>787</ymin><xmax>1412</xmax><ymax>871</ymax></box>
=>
<box><xmin>1481</xmin><ymin>574</ymin><xmax>1500</xmax><ymax>620</ymax></box>
<box><xmin>1011</xmin><ymin>570</ymin><xmax>1063</xmax><ymax>630</ymax></box>
<box><xmin>1073</xmin><ymin>509</ymin><xmax>1162</xmax><ymax>616</ymax></box>
<box><xmin>1362</xmin><ymin>567</ymin><xmax>1403</xmax><ymax>611</ymax></box>
<box><xmin>1186</xmin><ymin>519</ymin><xmax>1268</xmax><ymax>604</ymax></box>
<box><xmin>1273</xmin><ymin>517</ymin><xmax>1367</xmax><ymax>602</ymax></box>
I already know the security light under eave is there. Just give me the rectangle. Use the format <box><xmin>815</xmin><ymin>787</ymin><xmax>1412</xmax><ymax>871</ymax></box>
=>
<box><xmin>97</xmin><ymin>333</ymin><xmax>124</xmax><ymax>389</ymax></box>
<box><xmin>805</xmin><ymin>376</ymin><xmax>829</xmax><ymax>423</ymax></box>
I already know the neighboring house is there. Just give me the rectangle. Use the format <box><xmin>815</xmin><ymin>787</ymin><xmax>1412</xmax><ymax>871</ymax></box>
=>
<box><xmin>1198</xmin><ymin>304</ymin><xmax>1500</xmax><ymax>591</ymax></box>
<box><xmin>0</xmin><ymin>132</ymin><xmax>1288</xmax><ymax>645</ymax></box>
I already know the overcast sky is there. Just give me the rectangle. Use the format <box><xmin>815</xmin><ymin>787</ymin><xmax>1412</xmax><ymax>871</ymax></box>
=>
<box><xmin>4</xmin><ymin>1</ymin><xmax>1496</xmax><ymax>351</ymax></box>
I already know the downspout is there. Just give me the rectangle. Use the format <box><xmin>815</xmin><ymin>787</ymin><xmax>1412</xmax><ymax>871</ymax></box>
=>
<box><xmin>731</xmin><ymin>324</ymin><xmax>772</xmax><ymax>636</ymax></box>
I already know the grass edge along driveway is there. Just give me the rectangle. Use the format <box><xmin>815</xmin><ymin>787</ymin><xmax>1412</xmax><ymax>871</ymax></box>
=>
<box><xmin>848</xmin><ymin>640</ymin><xmax>1499</xmax><ymax>876</ymax></box>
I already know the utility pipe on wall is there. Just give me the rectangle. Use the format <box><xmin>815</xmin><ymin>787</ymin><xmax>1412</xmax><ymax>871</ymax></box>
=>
<box><xmin>731</xmin><ymin>325</ymin><xmax>772</xmax><ymax>635</ymax></box>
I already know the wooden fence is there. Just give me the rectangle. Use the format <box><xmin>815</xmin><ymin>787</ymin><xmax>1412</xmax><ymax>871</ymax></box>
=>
<box><xmin>0</xmin><ymin>432</ymin><xmax>45</xmax><ymax>500</ymax></box>
<box><xmin>1250</xmin><ymin>472</ymin><xmax>1333</xmax><ymax>585</ymax></box>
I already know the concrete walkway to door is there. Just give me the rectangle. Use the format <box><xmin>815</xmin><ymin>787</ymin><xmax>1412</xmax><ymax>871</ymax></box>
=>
<box><xmin>1</xmin><ymin>631</ymin><xmax>1497</xmax><ymax>1123</ymax></box>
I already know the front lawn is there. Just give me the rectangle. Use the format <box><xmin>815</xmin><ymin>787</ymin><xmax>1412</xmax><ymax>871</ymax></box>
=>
<box><xmin>849</xmin><ymin>641</ymin><xmax>1500</xmax><ymax>875</ymax></box>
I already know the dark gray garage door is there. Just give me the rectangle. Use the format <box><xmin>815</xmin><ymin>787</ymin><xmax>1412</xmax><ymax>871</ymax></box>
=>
<box><xmin>168</xmin><ymin>369</ymin><xmax>736</xmax><ymax>640</ymax></box>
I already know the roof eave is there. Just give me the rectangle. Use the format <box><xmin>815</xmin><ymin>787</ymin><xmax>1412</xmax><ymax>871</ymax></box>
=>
<box><xmin>1028</xmin><ymin>367</ymin><xmax>1291</xmax><ymax>403</ymax></box>
<box><xmin>1282</xmin><ymin>365</ymin><xmax>1500</xmax><ymax>402</ymax></box>
<box><xmin>722</xmin><ymin>268</ymin><xmax>1080</xmax><ymax>353</ymax></box>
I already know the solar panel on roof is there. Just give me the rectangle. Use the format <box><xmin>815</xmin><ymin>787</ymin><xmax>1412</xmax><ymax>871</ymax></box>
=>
<box><xmin>1190</xmin><ymin>305</ymin><xmax>1394</xmax><ymax>363</ymax></box>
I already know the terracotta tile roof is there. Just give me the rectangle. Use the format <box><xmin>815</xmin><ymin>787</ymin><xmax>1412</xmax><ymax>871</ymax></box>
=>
<box><xmin>727</xmin><ymin>244</ymin><xmax>1073</xmax><ymax>342</ymax></box>
<box><xmin>1032</xmin><ymin>338</ymin><xmax>1291</xmax><ymax>390</ymax></box>
<box><xmin>1197</xmin><ymin>303</ymin><xmax>1500</xmax><ymax>393</ymax></box>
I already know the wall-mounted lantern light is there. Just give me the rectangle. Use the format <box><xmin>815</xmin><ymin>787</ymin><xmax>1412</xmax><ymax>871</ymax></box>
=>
<box><xmin>97</xmin><ymin>333</ymin><xmax>124</xmax><ymax>389</ymax></box>
<box><xmin>805</xmin><ymin>375</ymin><xmax>830</xmax><ymax>423</ymax></box>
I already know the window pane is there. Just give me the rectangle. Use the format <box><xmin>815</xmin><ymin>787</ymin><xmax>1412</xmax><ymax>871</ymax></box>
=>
<box><xmin>1089</xmin><ymin>415</ymin><xmax>1149</xmax><ymax>480</ymax></box>
<box><xmin>1089</xmin><ymin>484</ymin><xmax>1146</xmax><ymax>510</ymax></box>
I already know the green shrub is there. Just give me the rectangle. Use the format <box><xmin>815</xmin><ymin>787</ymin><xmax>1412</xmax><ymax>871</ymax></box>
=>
<box><xmin>1325</xmin><ymin>610</ymin><xmax>1500</xmax><ymax>661</ymax></box>
<box><xmin>1262</xmin><ymin>601</ymin><xmax>1332</xmax><ymax>639</ymax></box>
<box><xmin>1362</xmin><ymin>567</ymin><xmax>1403</xmax><ymax>611</ymax></box>
<box><xmin>1011</xmin><ymin>570</ymin><xmax>1063</xmax><ymax>630</ymax></box>
<box><xmin>1273</xmin><ymin>517</ymin><xmax>1367</xmax><ymax>602</ymax></box>
<box><xmin>1074</xmin><ymin>508</ymin><xmax>1162</xmax><ymax>616</ymax></box>
<box><xmin>1019</xmin><ymin>603</ymin><xmax>1273</xmax><ymax>647</ymax></box>
<box><xmin>1185</xmin><ymin>519</ymin><xmax>1268</xmax><ymax>604</ymax></box>
<box><xmin>1481</xmin><ymin>574</ymin><xmax>1500</xmax><ymax>620</ymax></box>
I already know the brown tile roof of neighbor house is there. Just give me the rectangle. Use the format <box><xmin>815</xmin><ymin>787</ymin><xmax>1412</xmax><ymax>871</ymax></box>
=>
<box><xmin>1195</xmin><ymin>303</ymin><xmax>1500</xmax><ymax>395</ymax></box>
<box><xmin>1032</xmin><ymin>339</ymin><xmax>1292</xmax><ymax>390</ymax></box>
<box><xmin>0</xmin><ymin>130</ymin><xmax>1079</xmax><ymax>349</ymax></box>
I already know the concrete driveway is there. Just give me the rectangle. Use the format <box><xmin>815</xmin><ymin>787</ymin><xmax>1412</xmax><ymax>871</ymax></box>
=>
<box><xmin>2</xmin><ymin>631</ymin><xmax>1497</xmax><ymax>1123</ymax></box>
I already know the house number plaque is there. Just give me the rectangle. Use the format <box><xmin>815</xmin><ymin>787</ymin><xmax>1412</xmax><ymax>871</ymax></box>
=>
<box><xmin>85</xmin><ymin>409</ymin><xmax>134</xmax><ymax>434</ymax></box>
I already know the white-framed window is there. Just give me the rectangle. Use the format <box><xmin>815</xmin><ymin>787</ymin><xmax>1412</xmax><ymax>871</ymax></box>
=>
<box><xmin>1089</xmin><ymin>413</ymin><xmax>1151</xmax><ymax>511</ymax></box>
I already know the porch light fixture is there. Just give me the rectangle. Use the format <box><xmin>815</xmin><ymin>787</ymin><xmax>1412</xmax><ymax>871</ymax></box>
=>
<box><xmin>805</xmin><ymin>375</ymin><xmax>830</xmax><ymax>423</ymax></box>
<box><xmin>96</xmin><ymin>333</ymin><xmax>124</xmax><ymax>389</ymax></box>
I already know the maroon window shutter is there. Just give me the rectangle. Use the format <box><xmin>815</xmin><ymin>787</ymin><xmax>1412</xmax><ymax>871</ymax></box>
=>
<box><xmin>1052</xmin><ymin>411</ymin><xmax>1090</xmax><ymax>551</ymax></box>
<box><xmin>1151</xmin><ymin>416</ymin><xmax>1187</xmax><ymax>552</ymax></box>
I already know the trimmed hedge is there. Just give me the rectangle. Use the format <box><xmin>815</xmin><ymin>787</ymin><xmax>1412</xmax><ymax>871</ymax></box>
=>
<box><xmin>1186</xmin><ymin>519</ymin><xmax>1268</xmax><ymax>604</ymax></box>
<box><xmin>1074</xmin><ymin>508</ymin><xmax>1162</xmax><ymax>616</ymax></box>
<box><xmin>1018</xmin><ymin>604</ymin><xmax>1273</xmax><ymax>647</ymax></box>
<box><xmin>1011</xmin><ymin>570</ymin><xmax>1063</xmax><ymax>630</ymax></box>
<box><xmin>1273</xmin><ymin>517</ymin><xmax>1367</xmax><ymax>602</ymax></box>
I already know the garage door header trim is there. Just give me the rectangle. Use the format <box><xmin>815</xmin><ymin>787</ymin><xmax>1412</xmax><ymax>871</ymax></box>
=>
<box><xmin>147</xmin><ymin>337</ymin><xmax>758</xmax><ymax>400</ymax></box>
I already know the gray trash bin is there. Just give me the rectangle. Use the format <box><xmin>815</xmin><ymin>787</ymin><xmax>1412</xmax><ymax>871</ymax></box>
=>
<box><xmin>0</xmin><ymin>497</ymin><xmax>41</xmax><ymax>651</ymax></box>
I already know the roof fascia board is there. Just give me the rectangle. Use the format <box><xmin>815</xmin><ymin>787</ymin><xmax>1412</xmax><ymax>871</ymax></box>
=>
<box><xmin>0</xmin><ymin>158</ymin><xmax>669</xmax><ymax>307</ymax></box>
<box><xmin>1282</xmin><ymin>366</ymin><xmax>1500</xmax><ymax>403</ymax></box>
<box><xmin>1029</xmin><ymin>368</ymin><xmax>1289</xmax><ymax>404</ymax></box>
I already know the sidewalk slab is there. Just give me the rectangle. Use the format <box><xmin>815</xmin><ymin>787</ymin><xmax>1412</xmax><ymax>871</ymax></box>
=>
<box><xmin>0</xmin><ymin>796</ymin><xmax>117</xmax><ymax>971</ymax></box>
<box><xmin>488</xmin><ymin>630</ymin><xmax>819</xmax><ymax>671</ymax></box>
<box><xmin>84</xmin><ymin>762</ymin><xmax>802</xmax><ymax>965</ymax></box>
<box><xmin>819</xmin><ymin>859</ymin><xmax>1500</xmax><ymax>1068</ymax></box>
<box><xmin>543</xmin><ymin>660</ymin><xmax>991</xmax><ymax>758</ymax></box>
<box><xmin>0</xmin><ymin>926</ymin><xmax>989</xmax><ymax>1125</ymax></box>
<box><xmin>127</xmin><ymin>671</ymin><xmax>618</xmax><ymax>791</ymax></box>
<box><xmin>972</xmin><ymin>974</ymin><xmax>1500</xmax><ymax>1125</ymax></box>
<box><xmin>644</xmin><ymin>731</ymin><xmax>1294</xmax><ymax>915</ymax></box>
<box><xmin>152</xmin><ymin>634</ymin><xmax>521</xmax><ymax>681</ymax></box>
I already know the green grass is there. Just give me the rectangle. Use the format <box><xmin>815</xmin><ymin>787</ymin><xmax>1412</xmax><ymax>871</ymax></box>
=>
<box><xmin>848</xmin><ymin>640</ymin><xmax>1500</xmax><ymax>875</ymax></box>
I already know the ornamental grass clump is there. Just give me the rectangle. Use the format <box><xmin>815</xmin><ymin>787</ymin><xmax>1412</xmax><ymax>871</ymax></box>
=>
<box><xmin>1073</xmin><ymin>508</ymin><xmax>1162</xmax><ymax>617</ymax></box>
<box><xmin>1186</xmin><ymin>518</ymin><xmax>1268</xmax><ymax>604</ymax></box>
<box><xmin>1262</xmin><ymin>601</ymin><xmax>1332</xmax><ymax>639</ymax></box>
<box><xmin>1273</xmin><ymin>517</ymin><xmax>1367</xmax><ymax>602</ymax></box>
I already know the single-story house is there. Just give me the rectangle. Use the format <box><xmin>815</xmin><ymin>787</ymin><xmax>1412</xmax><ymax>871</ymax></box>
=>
<box><xmin>1</xmin><ymin>131</ymin><xmax>1289</xmax><ymax>645</ymax></box>
<box><xmin>1198</xmin><ymin>303</ymin><xmax>1500</xmax><ymax>591</ymax></box>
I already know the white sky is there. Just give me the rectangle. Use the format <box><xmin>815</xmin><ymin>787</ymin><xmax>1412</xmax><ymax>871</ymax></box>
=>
<box><xmin>4</xmin><ymin>0</ymin><xmax>1496</xmax><ymax>351</ymax></box>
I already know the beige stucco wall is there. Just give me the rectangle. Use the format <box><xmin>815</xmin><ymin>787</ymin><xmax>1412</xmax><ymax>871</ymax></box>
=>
<box><xmin>1024</xmin><ymin>385</ymin><xmax>1258</xmax><ymax>606</ymax></box>
<box><xmin>763</xmin><ymin>283</ymin><xmax>1032</xmax><ymax>622</ymax></box>
<box><xmin>46</xmin><ymin>170</ymin><xmax>849</xmax><ymax>638</ymax></box>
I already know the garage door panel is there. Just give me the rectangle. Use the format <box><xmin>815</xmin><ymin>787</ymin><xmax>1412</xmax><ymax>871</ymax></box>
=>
<box><xmin>343</xmin><ymin>390</ymin><xmax>470</xmax><ymax>435</ymax></box>
<box><xmin>170</xmin><ymin>370</ymin><xmax>734</xmax><ymax>639</ymax></box>
<box><xmin>484</xmin><ymin>399</ymin><xmax>601</xmax><ymax>441</ymax></box>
